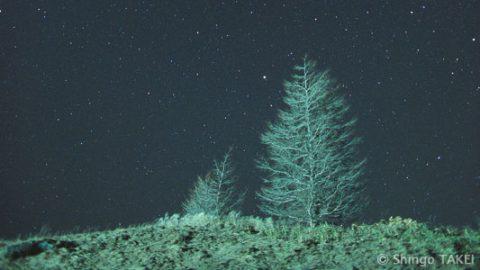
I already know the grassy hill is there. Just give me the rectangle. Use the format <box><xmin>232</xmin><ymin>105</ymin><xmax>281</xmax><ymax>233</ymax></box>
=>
<box><xmin>1</xmin><ymin>213</ymin><xmax>479</xmax><ymax>269</ymax></box>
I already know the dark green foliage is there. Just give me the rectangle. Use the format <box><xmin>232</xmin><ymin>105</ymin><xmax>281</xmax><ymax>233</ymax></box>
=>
<box><xmin>2</xmin><ymin>215</ymin><xmax>478</xmax><ymax>269</ymax></box>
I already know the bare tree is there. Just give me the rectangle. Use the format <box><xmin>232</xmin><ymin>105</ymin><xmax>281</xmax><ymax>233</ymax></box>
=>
<box><xmin>257</xmin><ymin>56</ymin><xmax>367</xmax><ymax>226</ymax></box>
<box><xmin>183</xmin><ymin>149</ymin><xmax>244</xmax><ymax>216</ymax></box>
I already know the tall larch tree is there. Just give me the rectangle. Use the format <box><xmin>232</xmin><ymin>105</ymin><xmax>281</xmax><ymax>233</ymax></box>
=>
<box><xmin>257</xmin><ymin>56</ymin><xmax>367</xmax><ymax>226</ymax></box>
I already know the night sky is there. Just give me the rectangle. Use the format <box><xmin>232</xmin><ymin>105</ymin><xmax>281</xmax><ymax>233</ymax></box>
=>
<box><xmin>1</xmin><ymin>1</ymin><xmax>479</xmax><ymax>238</ymax></box>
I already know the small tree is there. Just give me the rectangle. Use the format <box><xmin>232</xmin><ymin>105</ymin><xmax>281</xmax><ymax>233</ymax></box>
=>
<box><xmin>257</xmin><ymin>56</ymin><xmax>367</xmax><ymax>226</ymax></box>
<box><xmin>183</xmin><ymin>149</ymin><xmax>244</xmax><ymax>216</ymax></box>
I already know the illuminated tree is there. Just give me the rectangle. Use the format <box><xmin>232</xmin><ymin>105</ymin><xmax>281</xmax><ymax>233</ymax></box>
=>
<box><xmin>257</xmin><ymin>56</ymin><xmax>367</xmax><ymax>226</ymax></box>
<box><xmin>183</xmin><ymin>149</ymin><xmax>244</xmax><ymax>216</ymax></box>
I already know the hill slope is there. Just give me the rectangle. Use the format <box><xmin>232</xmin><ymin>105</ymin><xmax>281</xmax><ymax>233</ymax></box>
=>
<box><xmin>1</xmin><ymin>214</ymin><xmax>479</xmax><ymax>269</ymax></box>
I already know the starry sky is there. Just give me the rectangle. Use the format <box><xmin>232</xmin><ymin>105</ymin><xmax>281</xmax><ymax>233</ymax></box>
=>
<box><xmin>1</xmin><ymin>1</ymin><xmax>479</xmax><ymax>237</ymax></box>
